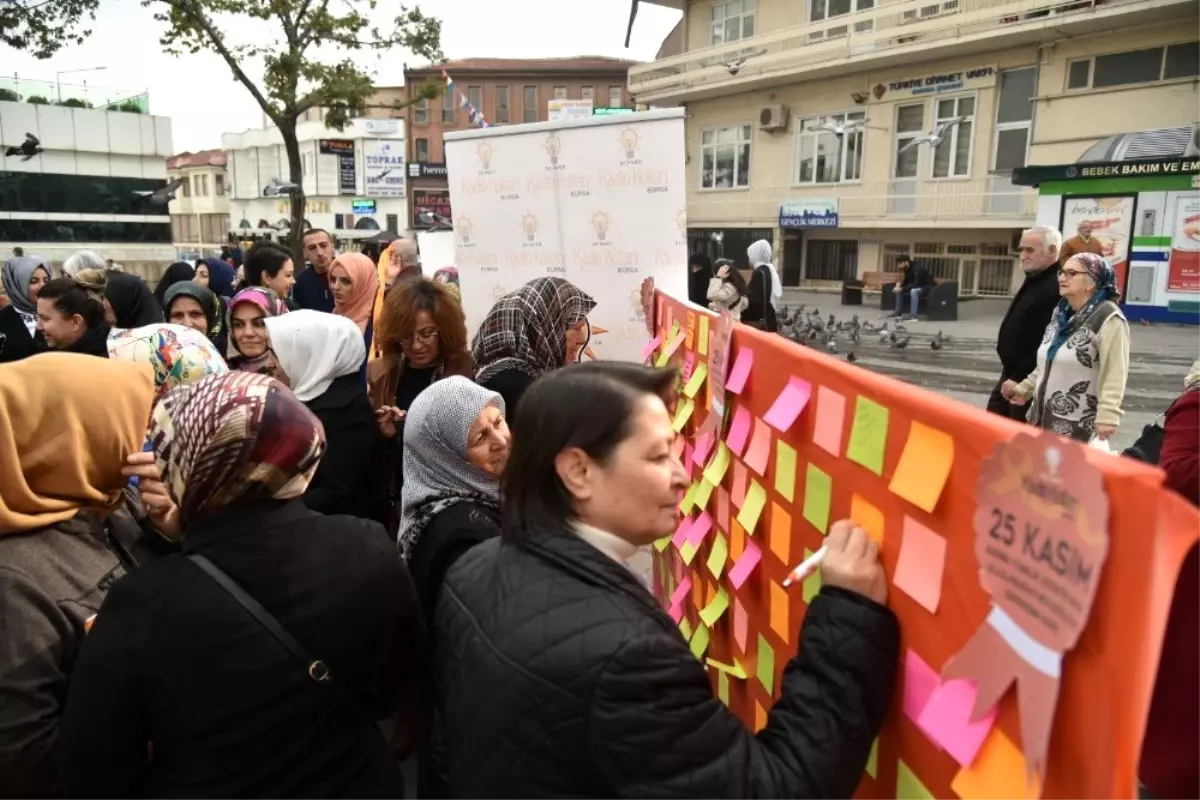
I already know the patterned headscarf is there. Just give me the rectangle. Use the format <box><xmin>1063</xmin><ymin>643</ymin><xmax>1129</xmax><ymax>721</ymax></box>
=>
<box><xmin>1047</xmin><ymin>253</ymin><xmax>1120</xmax><ymax>365</ymax></box>
<box><xmin>399</xmin><ymin>376</ymin><xmax>504</xmax><ymax>560</ymax></box>
<box><xmin>227</xmin><ymin>287</ymin><xmax>289</xmax><ymax>379</ymax></box>
<box><xmin>107</xmin><ymin>323</ymin><xmax>228</xmax><ymax>400</ymax></box>
<box><xmin>331</xmin><ymin>252</ymin><xmax>380</xmax><ymax>333</ymax></box>
<box><xmin>432</xmin><ymin>267</ymin><xmax>461</xmax><ymax>301</ymax></box>
<box><xmin>472</xmin><ymin>277</ymin><xmax>596</xmax><ymax>385</ymax></box>
<box><xmin>150</xmin><ymin>372</ymin><xmax>326</xmax><ymax>524</ymax></box>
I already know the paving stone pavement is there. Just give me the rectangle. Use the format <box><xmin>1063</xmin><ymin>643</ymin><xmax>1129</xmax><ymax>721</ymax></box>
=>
<box><xmin>779</xmin><ymin>288</ymin><xmax>1200</xmax><ymax>453</ymax></box>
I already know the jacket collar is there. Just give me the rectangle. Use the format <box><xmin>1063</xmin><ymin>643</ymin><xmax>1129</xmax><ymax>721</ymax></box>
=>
<box><xmin>518</xmin><ymin>525</ymin><xmax>661</xmax><ymax>615</ymax></box>
<box><xmin>182</xmin><ymin>498</ymin><xmax>313</xmax><ymax>553</ymax></box>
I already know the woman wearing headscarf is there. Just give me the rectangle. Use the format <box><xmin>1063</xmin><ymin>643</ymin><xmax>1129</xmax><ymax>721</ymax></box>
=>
<box><xmin>106</xmin><ymin>323</ymin><xmax>228</xmax><ymax>401</ymax></box>
<box><xmin>743</xmin><ymin>239</ymin><xmax>781</xmax><ymax>332</ymax></box>
<box><xmin>35</xmin><ymin>274</ymin><xmax>111</xmax><ymax>357</ymax></box>
<box><xmin>98</xmin><ymin>271</ymin><xmax>163</xmax><ymax>329</ymax></box>
<box><xmin>163</xmin><ymin>280</ymin><xmax>228</xmax><ymax>355</ymax></box>
<box><xmin>61</xmin><ymin>250</ymin><xmax>106</xmax><ymax>279</ymax></box>
<box><xmin>227</xmin><ymin>287</ymin><xmax>289</xmax><ymax>381</ymax></box>
<box><xmin>0</xmin><ymin>255</ymin><xmax>50</xmax><ymax>362</ymax></box>
<box><xmin>0</xmin><ymin>354</ymin><xmax>156</xmax><ymax>797</ymax></box>
<box><xmin>200</xmin><ymin>257</ymin><xmax>237</xmax><ymax>300</ymax></box>
<box><xmin>687</xmin><ymin>252</ymin><xmax>712</xmax><ymax>307</ymax></box>
<box><xmin>266</xmin><ymin>310</ymin><xmax>387</xmax><ymax>522</ymax></box>
<box><xmin>707</xmin><ymin>257</ymin><xmax>749</xmax><ymax>315</ymax></box>
<box><xmin>59</xmin><ymin>371</ymin><xmax>425</xmax><ymax>798</ymax></box>
<box><xmin>330</xmin><ymin>252</ymin><xmax>380</xmax><ymax>359</ymax></box>
<box><xmin>1003</xmin><ymin>252</ymin><xmax>1130</xmax><ymax>442</ymax></box>
<box><xmin>430</xmin><ymin>267</ymin><xmax>460</xmax><ymax>302</ymax></box>
<box><xmin>153</xmin><ymin>262</ymin><xmax>195</xmax><ymax>311</ymax></box>
<box><xmin>471</xmin><ymin>277</ymin><xmax>596</xmax><ymax>417</ymax></box>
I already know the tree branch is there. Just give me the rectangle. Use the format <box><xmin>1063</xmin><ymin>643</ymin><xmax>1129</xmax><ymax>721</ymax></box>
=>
<box><xmin>297</xmin><ymin>0</ymin><xmax>331</xmax><ymax>49</ymax></box>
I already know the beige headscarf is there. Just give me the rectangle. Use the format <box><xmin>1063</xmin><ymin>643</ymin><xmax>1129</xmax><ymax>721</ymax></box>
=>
<box><xmin>0</xmin><ymin>353</ymin><xmax>154</xmax><ymax>534</ymax></box>
<box><xmin>1185</xmin><ymin>359</ymin><xmax>1200</xmax><ymax>391</ymax></box>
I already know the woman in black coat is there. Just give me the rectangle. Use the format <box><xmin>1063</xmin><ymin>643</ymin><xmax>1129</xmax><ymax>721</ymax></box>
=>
<box><xmin>0</xmin><ymin>255</ymin><xmax>49</xmax><ymax>362</ymax></box>
<box><xmin>60</xmin><ymin>371</ymin><xmax>424</xmax><ymax>798</ymax></box>
<box><xmin>266</xmin><ymin>310</ymin><xmax>387</xmax><ymax>523</ymax></box>
<box><xmin>430</xmin><ymin>362</ymin><xmax>899</xmax><ymax>797</ymax></box>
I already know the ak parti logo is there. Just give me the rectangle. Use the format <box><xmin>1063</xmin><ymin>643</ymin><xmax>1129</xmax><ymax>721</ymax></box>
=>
<box><xmin>521</xmin><ymin>212</ymin><xmax>538</xmax><ymax>243</ymax></box>
<box><xmin>591</xmin><ymin>211</ymin><xmax>610</xmax><ymax>241</ymax></box>
<box><xmin>456</xmin><ymin>217</ymin><xmax>474</xmax><ymax>245</ymax></box>
<box><xmin>619</xmin><ymin>128</ymin><xmax>639</xmax><ymax>160</ymax></box>
<box><xmin>544</xmin><ymin>133</ymin><xmax>563</xmax><ymax>167</ymax></box>
<box><xmin>476</xmin><ymin>141</ymin><xmax>495</xmax><ymax>172</ymax></box>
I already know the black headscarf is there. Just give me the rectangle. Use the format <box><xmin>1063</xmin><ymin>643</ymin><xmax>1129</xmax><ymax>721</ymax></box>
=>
<box><xmin>164</xmin><ymin>280</ymin><xmax>227</xmax><ymax>353</ymax></box>
<box><xmin>105</xmin><ymin>272</ymin><xmax>163</xmax><ymax>328</ymax></box>
<box><xmin>154</xmin><ymin>262</ymin><xmax>195</xmax><ymax>311</ymax></box>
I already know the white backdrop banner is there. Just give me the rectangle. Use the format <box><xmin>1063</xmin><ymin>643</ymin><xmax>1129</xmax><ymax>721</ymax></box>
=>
<box><xmin>363</xmin><ymin>139</ymin><xmax>407</xmax><ymax>197</ymax></box>
<box><xmin>444</xmin><ymin>108</ymin><xmax>689</xmax><ymax>364</ymax></box>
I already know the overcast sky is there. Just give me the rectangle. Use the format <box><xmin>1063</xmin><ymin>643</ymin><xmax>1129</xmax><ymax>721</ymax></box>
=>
<box><xmin>3</xmin><ymin>0</ymin><xmax>680</xmax><ymax>154</ymax></box>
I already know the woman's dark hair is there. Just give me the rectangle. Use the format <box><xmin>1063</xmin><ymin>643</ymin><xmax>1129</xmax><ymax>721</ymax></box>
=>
<box><xmin>715</xmin><ymin>258</ymin><xmax>748</xmax><ymax>293</ymax></box>
<box><xmin>243</xmin><ymin>241</ymin><xmax>293</xmax><ymax>288</ymax></box>
<box><xmin>501</xmin><ymin>362</ymin><xmax>676</xmax><ymax>540</ymax></box>
<box><xmin>37</xmin><ymin>275</ymin><xmax>108</xmax><ymax>327</ymax></box>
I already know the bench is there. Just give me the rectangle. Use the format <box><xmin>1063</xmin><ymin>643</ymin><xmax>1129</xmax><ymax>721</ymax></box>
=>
<box><xmin>840</xmin><ymin>272</ymin><xmax>901</xmax><ymax>306</ymax></box>
<box><xmin>881</xmin><ymin>278</ymin><xmax>959</xmax><ymax>321</ymax></box>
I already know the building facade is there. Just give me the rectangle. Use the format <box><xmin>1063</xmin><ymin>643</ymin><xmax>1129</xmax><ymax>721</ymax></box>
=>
<box><xmin>0</xmin><ymin>98</ymin><xmax>174</xmax><ymax>277</ymax></box>
<box><xmin>221</xmin><ymin>116</ymin><xmax>407</xmax><ymax>244</ymax></box>
<box><xmin>628</xmin><ymin>0</ymin><xmax>1199</xmax><ymax>295</ymax></box>
<box><xmin>369</xmin><ymin>57</ymin><xmax>640</xmax><ymax>232</ymax></box>
<box><xmin>167</xmin><ymin>148</ymin><xmax>231</xmax><ymax>259</ymax></box>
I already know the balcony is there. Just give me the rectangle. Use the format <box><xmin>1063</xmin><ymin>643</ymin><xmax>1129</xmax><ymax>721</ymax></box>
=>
<box><xmin>629</xmin><ymin>0</ymin><xmax>1191</xmax><ymax>102</ymax></box>
<box><xmin>687</xmin><ymin>177</ymin><xmax>1038</xmax><ymax>226</ymax></box>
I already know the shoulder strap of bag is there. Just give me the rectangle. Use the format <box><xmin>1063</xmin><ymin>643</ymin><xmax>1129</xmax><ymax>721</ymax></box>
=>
<box><xmin>187</xmin><ymin>553</ymin><xmax>364</xmax><ymax>715</ymax></box>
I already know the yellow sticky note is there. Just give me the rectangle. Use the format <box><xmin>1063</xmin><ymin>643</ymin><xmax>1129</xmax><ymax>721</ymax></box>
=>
<box><xmin>769</xmin><ymin>581</ymin><xmax>790</xmax><ymax>641</ymax></box>
<box><xmin>699</xmin><ymin>587</ymin><xmax>730</xmax><ymax>627</ymax></box>
<box><xmin>897</xmin><ymin>759</ymin><xmax>935</xmax><ymax>800</ymax></box>
<box><xmin>768</xmin><ymin>502</ymin><xmax>792</xmax><ymax>565</ymax></box>
<box><xmin>755</xmin><ymin>632</ymin><xmax>775</xmax><ymax>694</ymax></box>
<box><xmin>680</xmin><ymin>540</ymin><xmax>699</xmax><ymax>565</ymax></box>
<box><xmin>802</xmin><ymin>547</ymin><xmax>822</xmax><ymax>604</ymax></box>
<box><xmin>951</xmin><ymin>728</ymin><xmax>1040</xmax><ymax>800</ymax></box>
<box><xmin>802</xmin><ymin>463</ymin><xmax>833</xmax><ymax>535</ymax></box>
<box><xmin>774</xmin><ymin>441</ymin><xmax>797</xmax><ymax>502</ymax></box>
<box><xmin>705</xmin><ymin>657</ymin><xmax>748</xmax><ymax>678</ymax></box>
<box><xmin>730</xmin><ymin>519</ymin><xmax>746</xmax><ymax>560</ymax></box>
<box><xmin>847</xmin><ymin>395</ymin><xmax>889</xmax><ymax>475</ymax></box>
<box><xmin>736</xmin><ymin>480</ymin><xmax>768</xmax><ymax>534</ymax></box>
<box><xmin>698</xmin><ymin>315</ymin><xmax>710</xmax><ymax>356</ymax></box>
<box><xmin>688</xmin><ymin>623</ymin><xmax>711</xmax><ymax>659</ymax></box>
<box><xmin>706</xmin><ymin>531</ymin><xmax>728</xmax><ymax>579</ymax></box>
<box><xmin>653</xmin><ymin>535</ymin><xmax>670</xmax><ymax>552</ymax></box>
<box><xmin>694</xmin><ymin>477</ymin><xmax>715</xmax><ymax>510</ymax></box>
<box><xmin>683</xmin><ymin>363</ymin><xmax>708</xmax><ymax>399</ymax></box>
<box><xmin>866</xmin><ymin>737</ymin><xmax>878</xmax><ymax>779</ymax></box>
<box><xmin>703</xmin><ymin>441</ymin><xmax>732</xmax><ymax>486</ymax></box>
<box><xmin>678</xmin><ymin>481</ymin><xmax>698</xmax><ymax>514</ymax></box>
<box><xmin>717</xmin><ymin>670</ymin><xmax>729</xmax><ymax>705</ymax></box>
<box><xmin>850</xmin><ymin>493</ymin><xmax>886</xmax><ymax>544</ymax></box>
<box><xmin>889</xmin><ymin>420</ymin><xmax>955</xmax><ymax>513</ymax></box>
<box><xmin>671</xmin><ymin>397</ymin><xmax>695</xmax><ymax>433</ymax></box>
<box><xmin>754</xmin><ymin>700</ymin><xmax>768</xmax><ymax>732</ymax></box>
<box><xmin>679</xmin><ymin>616</ymin><xmax>692</xmax><ymax>642</ymax></box>
<box><xmin>655</xmin><ymin>347</ymin><xmax>671</xmax><ymax>368</ymax></box>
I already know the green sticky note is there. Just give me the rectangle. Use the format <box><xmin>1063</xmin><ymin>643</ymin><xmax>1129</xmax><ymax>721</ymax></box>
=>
<box><xmin>683</xmin><ymin>363</ymin><xmax>708</xmax><ymax>399</ymax></box>
<box><xmin>705</xmin><ymin>657</ymin><xmax>748</xmax><ymax>678</ymax></box>
<box><xmin>689</xmin><ymin>623</ymin><xmax>711</xmax><ymax>659</ymax></box>
<box><xmin>755</xmin><ymin>632</ymin><xmax>776</xmax><ymax>695</ymax></box>
<box><xmin>679</xmin><ymin>616</ymin><xmax>692</xmax><ymax>642</ymax></box>
<box><xmin>717</xmin><ymin>670</ymin><xmax>729</xmax><ymax>705</ymax></box>
<box><xmin>694</xmin><ymin>477</ymin><xmax>716</xmax><ymax>510</ymax></box>
<box><xmin>655</xmin><ymin>346</ymin><xmax>671</xmax><ymax>368</ymax></box>
<box><xmin>847</xmin><ymin>395</ymin><xmax>890</xmax><ymax>476</ymax></box>
<box><xmin>698</xmin><ymin>587</ymin><xmax>730</xmax><ymax>627</ymax></box>
<box><xmin>866</xmin><ymin>737</ymin><xmax>879</xmax><ymax>779</ymax></box>
<box><xmin>802</xmin><ymin>547</ymin><xmax>823</xmax><ymax>604</ymax></box>
<box><xmin>703</xmin><ymin>441</ymin><xmax>732</xmax><ymax>485</ymax></box>
<box><xmin>896</xmin><ymin>759</ymin><xmax>935</xmax><ymax>800</ymax></box>
<box><xmin>802</xmin><ymin>462</ymin><xmax>833</xmax><ymax>535</ymax></box>
<box><xmin>706</xmin><ymin>531</ymin><xmax>729</xmax><ymax>579</ymax></box>
<box><xmin>775</xmin><ymin>441</ymin><xmax>797</xmax><ymax>503</ymax></box>
<box><xmin>653</xmin><ymin>535</ymin><xmax>670</xmax><ymax>552</ymax></box>
<box><xmin>671</xmin><ymin>397</ymin><xmax>695</xmax><ymax>433</ymax></box>
<box><xmin>680</xmin><ymin>540</ymin><xmax>699</xmax><ymax>565</ymax></box>
<box><xmin>678</xmin><ymin>481</ymin><xmax>698</xmax><ymax>514</ymax></box>
<box><xmin>736</xmin><ymin>479</ymin><xmax>768</xmax><ymax>534</ymax></box>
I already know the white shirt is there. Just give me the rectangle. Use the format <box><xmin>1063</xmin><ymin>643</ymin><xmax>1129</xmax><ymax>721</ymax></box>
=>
<box><xmin>573</xmin><ymin>521</ymin><xmax>639</xmax><ymax>566</ymax></box>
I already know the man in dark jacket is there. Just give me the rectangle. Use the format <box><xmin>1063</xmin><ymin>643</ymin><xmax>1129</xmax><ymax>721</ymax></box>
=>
<box><xmin>293</xmin><ymin>228</ymin><xmax>336</xmax><ymax>312</ymax></box>
<box><xmin>988</xmin><ymin>225</ymin><xmax>1063</xmax><ymax>419</ymax></box>
<box><xmin>891</xmin><ymin>255</ymin><xmax>934</xmax><ymax>319</ymax></box>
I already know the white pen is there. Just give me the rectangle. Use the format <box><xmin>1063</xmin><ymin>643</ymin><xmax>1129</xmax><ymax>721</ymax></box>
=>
<box><xmin>781</xmin><ymin>545</ymin><xmax>827</xmax><ymax>588</ymax></box>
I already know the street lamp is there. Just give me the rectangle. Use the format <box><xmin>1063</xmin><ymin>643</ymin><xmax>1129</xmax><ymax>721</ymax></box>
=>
<box><xmin>56</xmin><ymin>66</ymin><xmax>107</xmax><ymax>104</ymax></box>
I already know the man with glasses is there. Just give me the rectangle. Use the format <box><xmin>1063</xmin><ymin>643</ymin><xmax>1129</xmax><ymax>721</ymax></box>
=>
<box><xmin>988</xmin><ymin>225</ymin><xmax>1064</xmax><ymax>419</ymax></box>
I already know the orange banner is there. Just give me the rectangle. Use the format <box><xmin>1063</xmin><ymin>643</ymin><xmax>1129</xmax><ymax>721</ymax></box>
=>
<box><xmin>650</xmin><ymin>290</ymin><xmax>1198</xmax><ymax>799</ymax></box>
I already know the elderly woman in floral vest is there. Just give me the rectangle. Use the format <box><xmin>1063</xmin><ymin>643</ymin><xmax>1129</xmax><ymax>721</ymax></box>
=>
<box><xmin>1002</xmin><ymin>252</ymin><xmax>1130</xmax><ymax>442</ymax></box>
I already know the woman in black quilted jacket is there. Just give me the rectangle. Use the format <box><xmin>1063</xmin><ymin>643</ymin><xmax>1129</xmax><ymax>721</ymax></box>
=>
<box><xmin>429</xmin><ymin>361</ymin><xmax>900</xmax><ymax>798</ymax></box>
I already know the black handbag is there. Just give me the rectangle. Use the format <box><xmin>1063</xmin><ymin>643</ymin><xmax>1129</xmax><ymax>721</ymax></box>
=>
<box><xmin>1122</xmin><ymin>387</ymin><xmax>1197</xmax><ymax>464</ymax></box>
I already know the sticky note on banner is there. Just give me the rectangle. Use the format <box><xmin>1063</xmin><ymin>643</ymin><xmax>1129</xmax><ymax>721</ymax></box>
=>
<box><xmin>726</xmin><ymin>347</ymin><xmax>754</xmax><ymax>394</ymax></box>
<box><xmin>801</xmin><ymin>548</ymin><xmax>823</xmax><ymax>604</ymax></box>
<box><xmin>847</xmin><ymin>395</ymin><xmax>889</xmax><ymax>475</ymax></box>
<box><xmin>763</xmin><ymin>376</ymin><xmax>813</xmax><ymax>432</ymax></box>
<box><xmin>733</xmin><ymin>596</ymin><xmax>749</xmax><ymax>651</ymax></box>
<box><xmin>698</xmin><ymin>587</ymin><xmax>731</xmax><ymax>627</ymax></box>
<box><xmin>774</xmin><ymin>442</ymin><xmax>797</xmax><ymax>503</ymax></box>
<box><xmin>685</xmin><ymin>310</ymin><xmax>697</xmax><ymax>349</ymax></box>
<box><xmin>889</xmin><ymin>421</ymin><xmax>955</xmax><ymax>513</ymax></box>
<box><xmin>653</xmin><ymin>536</ymin><xmax>670</xmax><ymax>552</ymax></box>
<box><xmin>686</xmin><ymin>511</ymin><xmax>714</xmax><ymax>548</ymax></box>
<box><xmin>705</xmin><ymin>657</ymin><xmax>748</xmax><ymax>678</ymax></box>
<box><xmin>678</xmin><ymin>616</ymin><xmax>692</xmax><ymax>642</ymax></box>
<box><xmin>732</xmin><ymin>460</ymin><xmax>748</xmax><ymax>509</ymax></box>
<box><xmin>689</xmin><ymin>623</ymin><xmax>711</xmax><ymax>659</ymax></box>
<box><xmin>769</xmin><ymin>582</ymin><xmax>790</xmax><ymax>640</ymax></box>
<box><xmin>668</xmin><ymin>603</ymin><xmax>685</xmax><ymax>624</ymax></box>
<box><xmin>812</xmin><ymin>385</ymin><xmax>847</xmax><ymax>457</ymax></box>
<box><xmin>706</xmin><ymin>532</ymin><xmax>728</xmax><ymax>579</ymax></box>
<box><xmin>680</xmin><ymin>540</ymin><xmax>699</xmax><ymax>565</ymax></box>
<box><xmin>902</xmin><ymin>648</ymin><xmax>940</xmax><ymax>723</ymax></box>
<box><xmin>850</xmin><ymin>493</ymin><xmax>886</xmax><ymax>544</ymax></box>
<box><xmin>755</xmin><ymin>633</ymin><xmax>776</xmax><ymax>694</ymax></box>
<box><xmin>717</xmin><ymin>671</ymin><xmax>729</xmax><ymax>705</ymax></box>
<box><xmin>681</xmin><ymin>351</ymin><xmax>696</xmax><ymax>382</ymax></box>
<box><xmin>640</xmin><ymin>335</ymin><xmax>662</xmax><ymax>363</ymax></box>
<box><xmin>897</xmin><ymin>760</ymin><xmax>936</xmax><ymax>800</ymax></box>
<box><xmin>671</xmin><ymin>515</ymin><xmax>694</xmax><ymax>550</ymax></box>
<box><xmin>678</xmin><ymin>481</ymin><xmax>698</xmax><ymax>514</ymax></box>
<box><xmin>768</xmin><ymin>502</ymin><xmax>791</xmax><ymax>565</ymax></box>
<box><xmin>671</xmin><ymin>397</ymin><xmax>695</xmax><ymax>433</ymax></box>
<box><xmin>736</xmin><ymin>480</ymin><xmax>768</xmax><ymax>534</ymax></box>
<box><xmin>802</xmin><ymin>463</ymin><xmax>833</xmax><ymax>535</ymax></box>
<box><xmin>669</xmin><ymin>576</ymin><xmax>693</xmax><ymax>610</ymax></box>
<box><xmin>683</xmin><ymin>363</ymin><xmax>708</xmax><ymax>399</ymax></box>
<box><xmin>726</xmin><ymin>405</ymin><xmax>753</xmax><ymax>456</ymax></box>
<box><xmin>728</xmin><ymin>538</ymin><xmax>762</xmax><ymax>589</ymax></box>
<box><xmin>694</xmin><ymin>478</ymin><xmax>716</xmax><ymax>510</ymax></box>
<box><xmin>744</xmin><ymin>417</ymin><xmax>773</xmax><ymax>477</ymax></box>
<box><xmin>916</xmin><ymin>676</ymin><xmax>998</xmax><ymax>767</ymax></box>
<box><xmin>866</xmin><ymin>738</ymin><xmax>879</xmax><ymax>779</ymax></box>
<box><xmin>692</xmin><ymin>431</ymin><xmax>715</xmax><ymax>468</ymax></box>
<box><xmin>716</xmin><ymin>486</ymin><xmax>731</xmax><ymax>533</ymax></box>
<box><xmin>698</xmin><ymin>315</ymin><xmax>710</xmax><ymax>356</ymax></box>
<box><xmin>894</xmin><ymin>516</ymin><xmax>947</xmax><ymax>614</ymax></box>
<box><xmin>951</xmin><ymin>728</ymin><xmax>1040</xmax><ymax>800</ymax></box>
<box><xmin>703</xmin><ymin>441</ymin><xmax>732</xmax><ymax>485</ymax></box>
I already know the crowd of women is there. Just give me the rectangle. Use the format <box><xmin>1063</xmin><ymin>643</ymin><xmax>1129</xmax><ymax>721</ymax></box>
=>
<box><xmin>0</xmin><ymin>233</ymin><xmax>898</xmax><ymax>798</ymax></box>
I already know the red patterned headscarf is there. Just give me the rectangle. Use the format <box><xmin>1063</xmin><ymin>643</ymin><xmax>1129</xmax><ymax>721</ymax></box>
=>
<box><xmin>150</xmin><ymin>372</ymin><xmax>326</xmax><ymax>523</ymax></box>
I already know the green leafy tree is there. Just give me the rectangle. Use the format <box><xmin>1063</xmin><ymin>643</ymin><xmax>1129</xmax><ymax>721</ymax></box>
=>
<box><xmin>0</xmin><ymin>0</ymin><xmax>99</xmax><ymax>58</ymax></box>
<box><xmin>146</xmin><ymin>0</ymin><xmax>443</xmax><ymax>251</ymax></box>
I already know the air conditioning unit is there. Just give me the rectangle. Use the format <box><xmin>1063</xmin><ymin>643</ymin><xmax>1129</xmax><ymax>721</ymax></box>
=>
<box><xmin>759</xmin><ymin>105</ymin><xmax>789</xmax><ymax>132</ymax></box>
<box><xmin>1185</xmin><ymin>121</ymin><xmax>1200</xmax><ymax>157</ymax></box>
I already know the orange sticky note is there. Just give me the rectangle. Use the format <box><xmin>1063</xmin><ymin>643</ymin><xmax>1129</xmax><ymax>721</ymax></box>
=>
<box><xmin>685</xmin><ymin>310</ymin><xmax>696</xmax><ymax>350</ymax></box>
<box><xmin>754</xmin><ymin>700</ymin><xmax>768</xmax><ymax>732</ymax></box>
<box><xmin>732</xmin><ymin>460</ymin><xmax>748</xmax><ymax>508</ymax></box>
<box><xmin>692</xmin><ymin>573</ymin><xmax>705</xmax><ymax>609</ymax></box>
<box><xmin>769</xmin><ymin>581</ymin><xmax>790</xmax><ymax>641</ymax></box>
<box><xmin>769</xmin><ymin>501</ymin><xmax>792</xmax><ymax>565</ymax></box>
<box><xmin>951</xmin><ymin>728</ymin><xmax>1040</xmax><ymax>800</ymax></box>
<box><xmin>889</xmin><ymin>421</ymin><xmax>955</xmax><ymax>513</ymax></box>
<box><xmin>731</xmin><ymin>519</ymin><xmax>746</xmax><ymax>561</ymax></box>
<box><xmin>850</xmin><ymin>493</ymin><xmax>886</xmax><ymax>544</ymax></box>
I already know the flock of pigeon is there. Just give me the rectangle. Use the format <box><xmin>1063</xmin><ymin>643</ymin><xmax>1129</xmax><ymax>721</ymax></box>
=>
<box><xmin>774</xmin><ymin>304</ymin><xmax>948</xmax><ymax>364</ymax></box>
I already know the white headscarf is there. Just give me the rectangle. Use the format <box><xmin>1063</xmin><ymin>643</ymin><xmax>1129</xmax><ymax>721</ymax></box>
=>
<box><xmin>62</xmin><ymin>250</ymin><xmax>106</xmax><ymax>278</ymax></box>
<box><xmin>264</xmin><ymin>309</ymin><xmax>364</xmax><ymax>402</ymax></box>
<box><xmin>747</xmin><ymin>239</ymin><xmax>783</xmax><ymax>310</ymax></box>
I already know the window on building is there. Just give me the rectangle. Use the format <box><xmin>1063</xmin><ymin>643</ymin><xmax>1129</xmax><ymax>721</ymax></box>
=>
<box><xmin>523</xmin><ymin>85</ymin><xmax>538</xmax><ymax>123</ymax></box>
<box><xmin>468</xmin><ymin>85</ymin><xmax>482</xmax><ymax>111</ymax></box>
<box><xmin>215</xmin><ymin>174</ymin><xmax>225</xmax><ymax>196</ymax></box>
<box><xmin>0</xmin><ymin>219</ymin><xmax>170</xmax><ymax>243</ymax></box>
<box><xmin>387</xmin><ymin>213</ymin><xmax>399</xmax><ymax>232</ymax></box>
<box><xmin>795</xmin><ymin>111</ymin><xmax>865</xmax><ymax>184</ymax></box>
<box><xmin>553</xmin><ymin>86</ymin><xmax>567</xmax><ymax>99</ymax></box>
<box><xmin>496</xmin><ymin>86</ymin><xmax>510</xmax><ymax>123</ymax></box>
<box><xmin>893</xmin><ymin>103</ymin><xmax>924</xmax><ymax>179</ymax></box>
<box><xmin>609</xmin><ymin>86</ymin><xmax>623</xmax><ymax>108</ymax></box>
<box><xmin>804</xmin><ymin>239</ymin><xmax>859</xmax><ymax>281</ymax></box>
<box><xmin>700</xmin><ymin>124</ymin><xmax>752</xmax><ymax>189</ymax></box>
<box><xmin>810</xmin><ymin>0</ymin><xmax>874</xmax><ymax>23</ymax></box>
<box><xmin>180</xmin><ymin>178</ymin><xmax>190</xmax><ymax>198</ymax></box>
<box><xmin>442</xmin><ymin>89</ymin><xmax>455</xmax><ymax>124</ymax></box>
<box><xmin>931</xmin><ymin>95</ymin><xmax>973</xmax><ymax>178</ymax></box>
<box><xmin>415</xmin><ymin>138</ymin><xmax>429</xmax><ymax>162</ymax></box>
<box><xmin>993</xmin><ymin>67</ymin><xmax>1035</xmax><ymax>172</ymax></box>
<box><xmin>711</xmin><ymin>0</ymin><xmax>756</xmax><ymax>45</ymax></box>
<box><xmin>1067</xmin><ymin>41</ymin><xmax>1199</xmax><ymax>90</ymax></box>
<box><xmin>414</xmin><ymin>97</ymin><xmax>429</xmax><ymax>124</ymax></box>
<box><xmin>581</xmin><ymin>86</ymin><xmax>594</xmax><ymax>101</ymax></box>
<box><xmin>1164</xmin><ymin>41</ymin><xmax>1200</xmax><ymax>79</ymax></box>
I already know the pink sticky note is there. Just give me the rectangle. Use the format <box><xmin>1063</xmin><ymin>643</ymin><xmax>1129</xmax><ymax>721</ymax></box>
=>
<box><xmin>671</xmin><ymin>435</ymin><xmax>685</xmax><ymax>460</ymax></box>
<box><xmin>726</xmin><ymin>347</ymin><xmax>754</xmax><ymax>394</ymax></box>
<box><xmin>727</xmin><ymin>538</ymin><xmax>762</xmax><ymax>589</ymax></box>
<box><xmin>668</xmin><ymin>602</ymin><xmax>685</xmax><ymax>624</ymax></box>
<box><xmin>732</xmin><ymin>460</ymin><xmax>748</xmax><ymax>508</ymax></box>
<box><xmin>692</xmin><ymin>431</ymin><xmax>715</xmax><ymax>468</ymax></box>
<box><xmin>763</xmin><ymin>377</ymin><xmax>813</xmax><ymax>432</ymax></box>
<box><xmin>670</xmin><ymin>576</ymin><xmax>693</xmax><ymax>609</ymax></box>
<box><xmin>894</xmin><ymin>517</ymin><xmax>948</xmax><ymax>614</ymax></box>
<box><xmin>671</xmin><ymin>516</ymin><xmax>694</xmax><ymax>550</ymax></box>
<box><xmin>916</xmin><ymin>678</ymin><xmax>999</xmax><ymax>766</ymax></box>
<box><xmin>682</xmin><ymin>350</ymin><xmax>696</xmax><ymax>381</ymax></box>
<box><xmin>641</xmin><ymin>335</ymin><xmax>662</xmax><ymax>363</ymax></box>
<box><xmin>812</xmin><ymin>385</ymin><xmax>847</xmax><ymax>457</ymax></box>
<box><xmin>903</xmin><ymin>649</ymin><xmax>941</xmax><ymax>724</ymax></box>
<box><xmin>733</xmin><ymin>597</ymin><xmax>749</xmax><ymax>651</ymax></box>
<box><xmin>744</xmin><ymin>416</ymin><xmax>772</xmax><ymax>477</ymax></box>
<box><xmin>687</xmin><ymin>511</ymin><xmax>714</xmax><ymax>547</ymax></box>
<box><xmin>726</xmin><ymin>406</ymin><xmax>753</xmax><ymax>456</ymax></box>
<box><xmin>683</xmin><ymin>443</ymin><xmax>695</xmax><ymax>479</ymax></box>
<box><xmin>716</xmin><ymin>486</ymin><xmax>731</xmax><ymax>532</ymax></box>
